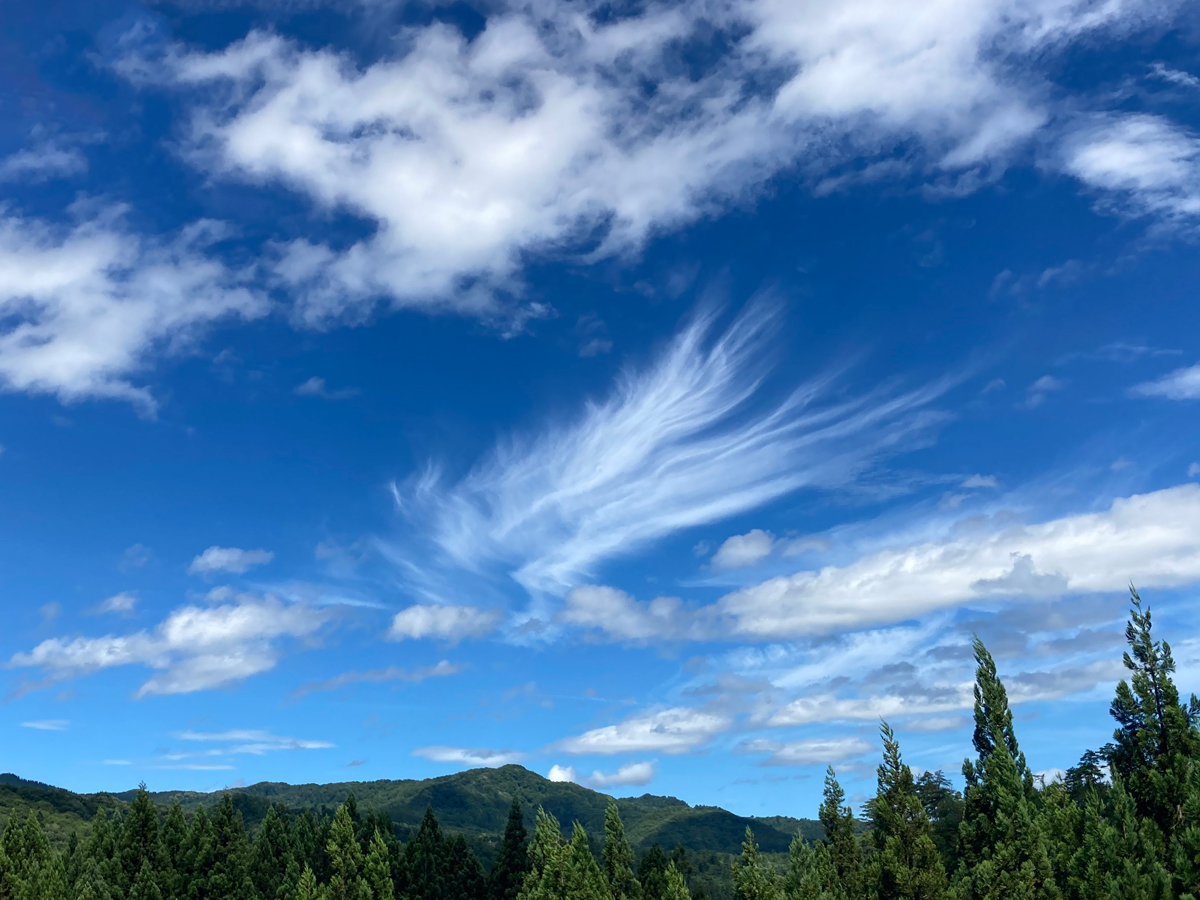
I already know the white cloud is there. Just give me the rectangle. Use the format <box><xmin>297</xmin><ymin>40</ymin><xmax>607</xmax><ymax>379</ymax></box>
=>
<box><xmin>392</xmin><ymin>303</ymin><xmax>950</xmax><ymax>599</ymax></box>
<box><xmin>1063</xmin><ymin>114</ymin><xmax>1200</xmax><ymax>222</ymax></box>
<box><xmin>548</xmin><ymin>764</ymin><xmax>578</xmax><ymax>783</ymax></box>
<box><xmin>1190</xmin><ymin>463</ymin><xmax>1200</xmax><ymax>477</ymax></box>
<box><xmin>558</xmin><ymin>706</ymin><xmax>732</xmax><ymax>755</ymax></box>
<box><xmin>291</xmin><ymin>659</ymin><xmax>461</xmax><ymax>698</ymax></box>
<box><xmin>412</xmin><ymin>745</ymin><xmax>523</xmax><ymax>767</ymax></box>
<box><xmin>103</xmin><ymin>759</ymin><xmax>131</xmax><ymax>766</ymax></box>
<box><xmin>128</xmin><ymin>0</ymin><xmax>1183</xmax><ymax>330</ymax></box>
<box><xmin>962</xmin><ymin>474</ymin><xmax>999</xmax><ymax>489</ymax></box>
<box><xmin>738</xmin><ymin>736</ymin><xmax>874</xmax><ymax>766</ymax></box>
<box><xmin>769</xmin><ymin>689</ymin><xmax>973</xmax><ymax>726</ymax></box>
<box><xmin>97</xmin><ymin>591</ymin><xmax>138</xmax><ymax>615</ymax></box>
<box><xmin>9</xmin><ymin>594</ymin><xmax>329</xmax><ymax>697</ymax></box>
<box><xmin>0</xmin><ymin>144</ymin><xmax>87</xmax><ymax>182</ymax></box>
<box><xmin>559</xmin><ymin>586</ymin><xmax>702</xmax><ymax>642</ymax></box>
<box><xmin>177</xmin><ymin>729</ymin><xmax>335</xmax><ymax>753</ymax></box>
<box><xmin>587</xmin><ymin>761</ymin><xmax>657</xmax><ymax>787</ymax></box>
<box><xmin>294</xmin><ymin>376</ymin><xmax>359</xmax><ymax>399</ymax></box>
<box><xmin>188</xmin><ymin>546</ymin><xmax>274</xmax><ymax>575</ymax></box>
<box><xmin>0</xmin><ymin>211</ymin><xmax>265</xmax><ymax>409</ymax></box>
<box><xmin>1132</xmin><ymin>362</ymin><xmax>1200</xmax><ymax>399</ymax></box>
<box><xmin>20</xmin><ymin>719</ymin><xmax>69</xmax><ymax>731</ymax></box>
<box><xmin>719</xmin><ymin>484</ymin><xmax>1200</xmax><ymax>637</ymax></box>
<box><xmin>387</xmin><ymin>604</ymin><xmax>501</xmax><ymax>642</ymax></box>
<box><xmin>712</xmin><ymin>529</ymin><xmax>776</xmax><ymax>569</ymax></box>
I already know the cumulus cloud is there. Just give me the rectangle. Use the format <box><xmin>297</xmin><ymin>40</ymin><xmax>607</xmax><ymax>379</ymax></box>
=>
<box><xmin>391</xmin><ymin>302</ymin><xmax>950</xmax><ymax>600</ymax></box>
<box><xmin>1132</xmin><ymin>363</ymin><xmax>1200</xmax><ymax>399</ymax></box>
<box><xmin>387</xmin><ymin>605</ymin><xmax>502</xmax><ymax>642</ymax></box>
<box><xmin>120</xmin><ymin>0</ymin><xmax>1183</xmax><ymax>330</ymax></box>
<box><xmin>0</xmin><ymin>211</ymin><xmax>265</xmax><ymax>409</ymax></box>
<box><xmin>712</xmin><ymin>529</ymin><xmax>776</xmax><ymax>569</ymax></box>
<box><xmin>0</xmin><ymin>144</ymin><xmax>87</xmax><ymax>182</ymax></box>
<box><xmin>559</xmin><ymin>586</ymin><xmax>703</xmax><ymax>642</ymax></box>
<box><xmin>719</xmin><ymin>484</ymin><xmax>1200</xmax><ymax>637</ymax></box>
<box><xmin>558</xmin><ymin>706</ymin><xmax>732</xmax><ymax>755</ymax></box>
<box><xmin>290</xmin><ymin>659</ymin><xmax>461</xmax><ymax>698</ymax></box>
<box><xmin>1063</xmin><ymin>114</ymin><xmax>1200</xmax><ymax>223</ymax></box>
<box><xmin>548</xmin><ymin>761</ymin><xmax>658</xmax><ymax>787</ymax></box>
<box><xmin>738</xmin><ymin>736</ymin><xmax>874</xmax><ymax>766</ymax></box>
<box><xmin>188</xmin><ymin>546</ymin><xmax>274</xmax><ymax>575</ymax></box>
<box><xmin>9</xmin><ymin>594</ymin><xmax>329</xmax><ymax>697</ymax></box>
<box><xmin>97</xmin><ymin>592</ymin><xmax>138</xmax><ymax>615</ymax></box>
<box><xmin>412</xmin><ymin>746</ymin><xmax>524</xmax><ymax>767</ymax></box>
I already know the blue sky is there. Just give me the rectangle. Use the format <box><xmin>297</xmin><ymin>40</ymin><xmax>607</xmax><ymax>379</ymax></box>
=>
<box><xmin>3</xmin><ymin>0</ymin><xmax>1200</xmax><ymax>819</ymax></box>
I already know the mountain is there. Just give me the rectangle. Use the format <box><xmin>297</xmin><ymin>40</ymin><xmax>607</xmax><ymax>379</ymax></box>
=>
<box><xmin>4</xmin><ymin>764</ymin><xmax>820</xmax><ymax>858</ymax></box>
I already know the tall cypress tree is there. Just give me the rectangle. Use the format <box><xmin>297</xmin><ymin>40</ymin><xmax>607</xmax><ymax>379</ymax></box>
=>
<box><xmin>564</xmin><ymin>822</ymin><xmax>609</xmax><ymax>900</ymax></box>
<box><xmin>120</xmin><ymin>785</ymin><xmax>163</xmax><ymax>896</ymax></box>
<box><xmin>954</xmin><ymin>638</ymin><xmax>1059</xmax><ymax>900</ymax></box>
<box><xmin>160</xmin><ymin>802</ymin><xmax>188</xmax><ymax>899</ymax></box>
<box><xmin>818</xmin><ymin>768</ymin><xmax>863</xmax><ymax>897</ymax></box>
<box><xmin>519</xmin><ymin>807</ymin><xmax>567</xmax><ymax>900</ymax></box>
<box><xmin>867</xmin><ymin>722</ymin><xmax>947</xmax><ymax>900</ymax></box>
<box><xmin>1078</xmin><ymin>773</ymin><xmax>1171</xmax><ymax>900</ymax></box>
<box><xmin>183</xmin><ymin>804</ymin><xmax>215</xmax><ymax>900</ymax></box>
<box><xmin>209</xmin><ymin>794</ymin><xmax>253</xmax><ymax>900</ymax></box>
<box><xmin>364</xmin><ymin>829</ymin><xmax>395</xmax><ymax>900</ymax></box>
<box><xmin>785</xmin><ymin>830</ymin><xmax>844</xmax><ymax>900</ymax></box>
<box><xmin>489</xmin><ymin>800</ymin><xmax>530</xmax><ymax>900</ymax></box>
<box><xmin>638</xmin><ymin>845</ymin><xmax>668</xmax><ymax>900</ymax></box>
<box><xmin>401</xmin><ymin>807</ymin><xmax>445</xmax><ymax>900</ymax></box>
<box><xmin>1106</xmin><ymin>588</ymin><xmax>1200</xmax><ymax>842</ymax></box>
<box><xmin>252</xmin><ymin>804</ymin><xmax>296</xmax><ymax>900</ymax></box>
<box><xmin>730</xmin><ymin>827</ymin><xmax>780</xmax><ymax>900</ymax></box>
<box><xmin>663</xmin><ymin>863</ymin><xmax>690</xmax><ymax>900</ymax></box>
<box><xmin>327</xmin><ymin>802</ymin><xmax>369</xmax><ymax>900</ymax></box>
<box><xmin>444</xmin><ymin>834</ymin><xmax>487</xmax><ymax>900</ymax></box>
<box><xmin>602</xmin><ymin>801</ymin><xmax>639</xmax><ymax>900</ymax></box>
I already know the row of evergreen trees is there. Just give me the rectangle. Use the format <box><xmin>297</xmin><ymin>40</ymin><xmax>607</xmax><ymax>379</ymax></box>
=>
<box><xmin>2</xmin><ymin>588</ymin><xmax>1198</xmax><ymax>900</ymax></box>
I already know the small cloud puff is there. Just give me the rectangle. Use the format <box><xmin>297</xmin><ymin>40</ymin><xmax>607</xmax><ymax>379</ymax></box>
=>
<box><xmin>712</xmin><ymin>529</ymin><xmax>775</xmax><ymax>569</ymax></box>
<box><xmin>188</xmin><ymin>546</ymin><xmax>274</xmax><ymax>576</ymax></box>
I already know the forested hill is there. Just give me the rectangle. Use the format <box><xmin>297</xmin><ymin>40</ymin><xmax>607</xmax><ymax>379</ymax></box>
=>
<box><xmin>0</xmin><ymin>763</ymin><xmax>819</xmax><ymax>858</ymax></box>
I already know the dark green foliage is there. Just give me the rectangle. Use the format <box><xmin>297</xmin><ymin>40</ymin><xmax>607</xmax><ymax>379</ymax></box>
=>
<box><xmin>3</xmin><ymin>589</ymin><xmax>1200</xmax><ymax>900</ymax></box>
<box><xmin>490</xmin><ymin>800</ymin><xmax>531</xmax><ymax>900</ymax></box>
<box><xmin>866</xmin><ymin>722</ymin><xmax>947</xmax><ymax>900</ymax></box>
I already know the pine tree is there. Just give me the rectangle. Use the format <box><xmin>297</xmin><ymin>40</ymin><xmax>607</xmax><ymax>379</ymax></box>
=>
<box><xmin>183</xmin><ymin>804</ymin><xmax>215</xmax><ymax>900</ymax></box>
<box><xmin>327</xmin><ymin>802</ymin><xmax>370</xmax><ymax>900</ymax></box>
<box><xmin>818</xmin><ymin>768</ymin><xmax>862</xmax><ymax>897</ymax></box>
<box><xmin>297</xmin><ymin>864</ymin><xmax>324</xmax><ymax>900</ymax></box>
<box><xmin>953</xmin><ymin>638</ymin><xmax>1059</xmax><ymax>900</ymax></box>
<box><xmin>663</xmin><ymin>863</ymin><xmax>690</xmax><ymax>900</ymax></box>
<box><xmin>128</xmin><ymin>858</ymin><xmax>164</xmax><ymax>900</ymax></box>
<box><xmin>120</xmin><ymin>784</ymin><xmax>163</xmax><ymax>895</ymax></box>
<box><xmin>639</xmin><ymin>846</ymin><xmax>669</xmax><ymax>900</ymax></box>
<box><xmin>867</xmin><ymin>722</ymin><xmax>947</xmax><ymax>900</ymax></box>
<box><xmin>519</xmin><ymin>808</ymin><xmax>567</xmax><ymax>900</ymax></box>
<box><xmin>1106</xmin><ymin>588</ymin><xmax>1200</xmax><ymax>842</ymax></box>
<box><xmin>785</xmin><ymin>831</ymin><xmax>844</xmax><ymax>900</ymax></box>
<box><xmin>444</xmin><ymin>834</ymin><xmax>488</xmax><ymax>900</ymax></box>
<box><xmin>564</xmin><ymin>822</ymin><xmax>610</xmax><ymax>900</ymax></box>
<box><xmin>603</xmin><ymin>801</ymin><xmax>639</xmax><ymax>900</ymax></box>
<box><xmin>490</xmin><ymin>799</ymin><xmax>530</xmax><ymax>900</ymax></box>
<box><xmin>364</xmin><ymin>829</ymin><xmax>395</xmax><ymax>900</ymax></box>
<box><xmin>209</xmin><ymin>793</ymin><xmax>254</xmax><ymax>900</ymax></box>
<box><xmin>1034</xmin><ymin>781</ymin><xmax>1083</xmax><ymax>899</ymax></box>
<box><xmin>252</xmin><ymin>804</ymin><xmax>297</xmax><ymax>900</ymax></box>
<box><xmin>1079</xmin><ymin>774</ymin><xmax>1171</xmax><ymax>900</ymax></box>
<box><xmin>731</xmin><ymin>828</ymin><xmax>781</xmax><ymax>900</ymax></box>
<box><xmin>159</xmin><ymin>802</ymin><xmax>188</xmax><ymax>898</ymax></box>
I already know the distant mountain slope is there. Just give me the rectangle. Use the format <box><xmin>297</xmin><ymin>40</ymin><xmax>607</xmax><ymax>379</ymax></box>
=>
<box><xmin>4</xmin><ymin>765</ymin><xmax>818</xmax><ymax>857</ymax></box>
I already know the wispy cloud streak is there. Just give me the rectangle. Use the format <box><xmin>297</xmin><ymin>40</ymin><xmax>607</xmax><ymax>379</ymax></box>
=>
<box><xmin>392</xmin><ymin>303</ymin><xmax>952</xmax><ymax>600</ymax></box>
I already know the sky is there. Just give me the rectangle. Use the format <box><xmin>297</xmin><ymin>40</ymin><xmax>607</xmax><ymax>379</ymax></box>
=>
<box><xmin>2</xmin><ymin>0</ymin><xmax>1200</xmax><ymax>820</ymax></box>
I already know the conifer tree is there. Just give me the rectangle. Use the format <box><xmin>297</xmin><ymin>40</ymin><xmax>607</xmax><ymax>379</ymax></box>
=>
<box><xmin>638</xmin><ymin>845</ymin><xmax>669</xmax><ymax>900</ymax></box>
<box><xmin>297</xmin><ymin>864</ymin><xmax>324</xmax><ymax>900</ymax></box>
<box><xmin>1107</xmin><ymin>588</ymin><xmax>1200</xmax><ymax>842</ymax></box>
<box><xmin>252</xmin><ymin>804</ymin><xmax>297</xmax><ymax>900</ymax></box>
<box><xmin>1034</xmin><ymin>780</ymin><xmax>1083</xmax><ymax>899</ymax></box>
<box><xmin>210</xmin><ymin>793</ymin><xmax>254</xmax><ymax>900</ymax></box>
<box><xmin>444</xmin><ymin>833</ymin><xmax>488</xmax><ymax>900</ymax></box>
<box><xmin>183</xmin><ymin>804</ymin><xmax>216</xmax><ymax>900</ymax></box>
<box><xmin>519</xmin><ymin>808</ymin><xmax>567</xmax><ymax>900</ymax></box>
<box><xmin>490</xmin><ymin>800</ymin><xmax>530</xmax><ymax>900</ymax></box>
<box><xmin>954</xmin><ymin>638</ymin><xmax>1059</xmax><ymax>900</ymax></box>
<box><xmin>129</xmin><ymin>858</ymin><xmax>164</xmax><ymax>900</ymax></box>
<box><xmin>818</xmin><ymin>768</ymin><xmax>863</xmax><ymax>897</ymax></box>
<box><xmin>120</xmin><ymin>784</ymin><xmax>163</xmax><ymax>895</ymax></box>
<box><xmin>731</xmin><ymin>828</ymin><xmax>781</xmax><ymax>900</ymax></box>
<box><xmin>663</xmin><ymin>863</ymin><xmax>690</xmax><ymax>900</ymax></box>
<box><xmin>1078</xmin><ymin>774</ymin><xmax>1171</xmax><ymax>900</ymax></box>
<box><xmin>159</xmin><ymin>802</ymin><xmax>188</xmax><ymax>898</ymax></box>
<box><xmin>785</xmin><ymin>832</ymin><xmax>844</xmax><ymax>900</ymax></box>
<box><xmin>564</xmin><ymin>822</ymin><xmax>610</xmax><ymax>900</ymax></box>
<box><xmin>327</xmin><ymin>803</ymin><xmax>370</xmax><ymax>900</ymax></box>
<box><xmin>603</xmin><ymin>801</ymin><xmax>639</xmax><ymax>900</ymax></box>
<box><xmin>364</xmin><ymin>829</ymin><xmax>395</xmax><ymax>900</ymax></box>
<box><xmin>867</xmin><ymin>722</ymin><xmax>947</xmax><ymax>900</ymax></box>
<box><xmin>401</xmin><ymin>807</ymin><xmax>446</xmax><ymax>900</ymax></box>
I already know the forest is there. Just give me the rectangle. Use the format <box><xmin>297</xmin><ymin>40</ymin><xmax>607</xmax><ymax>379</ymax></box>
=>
<box><xmin>1</xmin><ymin>587</ymin><xmax>1197</xmax><ymax>900</ymax></box>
